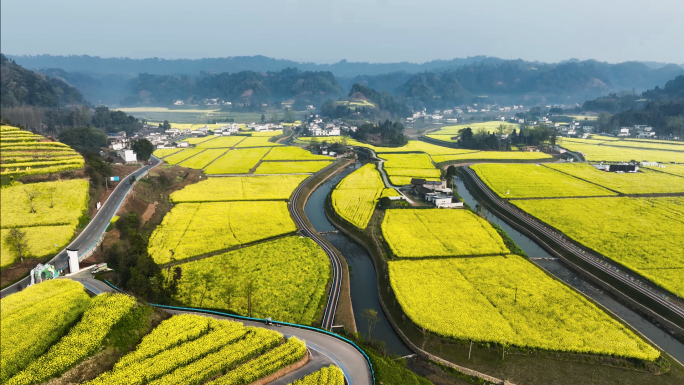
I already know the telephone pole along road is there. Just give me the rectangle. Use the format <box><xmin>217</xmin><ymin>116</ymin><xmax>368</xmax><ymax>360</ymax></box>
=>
<box><xmin>1</xmin><ymin>156</ymin><xmax>161</xmax><ymax>297</ymax></box>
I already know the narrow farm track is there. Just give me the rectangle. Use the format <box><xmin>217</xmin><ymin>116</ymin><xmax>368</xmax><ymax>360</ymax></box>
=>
<box><xmin>463</xmin><ymin>166</ymin><xmax>684</xmax><ymax>321</ymax></box>
<box><xmin>289</xmin><ymin>173</ymin><xmax>343</xmax><ymax>331</ymax></box>
<box><xmin>1</xmin><ymin>156</ymin><xmax>162</xmax><ymax>297</ymax></box>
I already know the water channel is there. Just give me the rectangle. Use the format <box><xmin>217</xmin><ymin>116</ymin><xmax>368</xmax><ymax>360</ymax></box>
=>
<box><xmin>303</xmin><ymin>161</ymin><xmax>684</xmax><ymax>364</ymax></box>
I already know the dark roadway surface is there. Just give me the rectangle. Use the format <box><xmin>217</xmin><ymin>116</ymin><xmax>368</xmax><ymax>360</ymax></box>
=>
<box><xmin>65</xmin><ymin>275</ymin><xmax>372</xmax><ymax>385</ymax></box>
<box><xmin>1</xmin><ymin>156</ymin><xmax>161</xmax><ymax>297</ymax></box>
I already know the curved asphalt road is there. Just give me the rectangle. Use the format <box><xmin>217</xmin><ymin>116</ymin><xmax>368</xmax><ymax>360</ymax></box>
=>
<box><xmin>1</xmin><ymin>155</ymin><xmax>161</xmax><ymax>297</ymax></box>
<box><xmin>66</xmin><ymin>260</ymin><xmax>372</xmax><ymax>384</ymax></box>
<box><xmin>288</xmin><ymin>166</ymin><xmax>343</xmax><ymax>331</ymax></box>
<box><xmin>463</xmin><ymin>166</ymin><xmax>684</xmax><ymax>320</ymax></box>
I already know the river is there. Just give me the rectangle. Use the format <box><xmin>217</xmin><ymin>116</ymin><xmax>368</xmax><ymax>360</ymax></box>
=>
<box><xmin>302</xmin><ymin>162</ymin><xmax>684</xmax><ymax>363</ymax></box>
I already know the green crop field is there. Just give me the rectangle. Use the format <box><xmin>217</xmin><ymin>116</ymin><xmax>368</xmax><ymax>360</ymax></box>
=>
<box><xmin>175</xmin><ymin>237</ymin><xmax>330</xmax><ymax>324</ymax></box>
<box><xmin>425</xmin><ymin>134</ymin><xmax>459</xmax><ymax>143</ymax></box>
<box><xmin>195</xmin><ymin>136</ymin><xmax>246</xmax><ymax>148</ymax></box>
<box><xmin>432</xmin><ymin>151</ymin><xmax>553</xmax><ymax>163</ymax></box>
<box><xmin>1</xmin><ymin>179</ymin><xmax>89</xmax><ymax>267</ymax></box>
<box><xmin>332</xmin><ymin>164</ymin><xmax>385</xmax><ymax>229</ymax></box>
<box><xmin>382</xmin><ymin>209</ymin><xmax>509</xmax><ymax>258</ymax></box>
<box><xmin>261</xmin><ymin>146</ymin><xmax>331</xmax><ymax>161</ymax></box>
<box><xmin>0</xmin><ymin>280</ymin><xmax>90</xmax><ymax>383</ymax></box>
<box><xmin>513</xmin><ymin>197</ymin><xmax>684</xmax><ymax>297</ymax></box>
<box><xmin>545</xmin><ymin>163</ymin><xmax>684</xmax><ymax>194</ymax></box>
<box><xmin>179</xmin><ymin>149</ymin><xmax>229</xmax><ymax>169</ymax></box>
<box><xmin>254</xmin><ymin>161</ymin><xmax>332</xmax><ymax>174</ymax></box>
<box><xmin>163</xmin><ymin>149</ymin><xmax>207</xmax><ymax>165</ymax></box>
<box><xmin>170</xmin><ymin>175</ymin><xmax>307</xmax><ymax>203</ymax></box>
<box><xmin>148</xmin><ymin>201</ymin><xmax>296</xmax><ymax>264</ymax></box>
<box><xmin>471</xmin><ymin>164</ymin><xmax>616</xmax><ymax>198</ymax></box>
<box><xmin>389</xmin><ymin>255</ymin><xmax>659</xmax><ymax>360</ymax></box>
<box><xmin>204</xmin><ymin>148</ymin><xmax>270</xmax><ymax>174</ymax></box>
<box><xmin>560</xmin><ymin>142</ymin><xmax>684</xmax><ymax>163</ymax></box>
<box><xmin>1</xmin><ymin>126</ymin><xmax>84</xmax><ymax>178</ymax></box>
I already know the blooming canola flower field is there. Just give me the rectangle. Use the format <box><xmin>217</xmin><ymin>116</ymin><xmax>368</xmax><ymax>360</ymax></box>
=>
<box><xmin>332</xmin><ymin>164</ymin><xmax>385</xmax><ymax>229</ymax></box>
<box><xmin>1</xmin><ymin>126</ymin><xmax>84</xmax><ymax>177</ymax></box>
<box><xmin>389</xmin><ymin>256</ymin><xmax>660</xmax><ymax>361</ymax></box>
<box><xmin>382</xmin><ymin>209</ymin><xmax>509</xmax><ymax>258</ymax></box>
<box><xmin>513</xmin><ymin>197</ymin><xmax>684</xmax><ymax>297</ymax></box>
<box><xmin>175</xmin><ymin>237</ymin><xmax>330</xmax><ymax>324</ymax></box>
<box><xmin>169</xmin><ymin>175</ymin><xmax>308</xmax><ymax>202</ymax></box>
<box><xmin>148</xmin><ymin>201</ymin><xmax>297</xmax><ymax>264</ymax></box>
<box><xmin>0</xmin><ymin>280</ymin><xmax>90</xmax><ymax>383</ymax></box>
<box><xmin>471</xmin><ymin>164</ymin><xmax>617</xmax><ymax>198</ymax></box>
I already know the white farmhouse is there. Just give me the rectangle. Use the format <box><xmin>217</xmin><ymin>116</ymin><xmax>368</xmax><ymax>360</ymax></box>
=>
<box><xmin>116</xmin><ymin>149</ymin><xmax>137</xmax><ymax>163</ymax></box>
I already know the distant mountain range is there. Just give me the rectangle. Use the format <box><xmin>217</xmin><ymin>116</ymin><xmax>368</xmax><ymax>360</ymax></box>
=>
<box><xmin>4</xmin><ymin>54</ymin><xmax>684</xmax><ymax>109</ymax></box>
<box><xmin>0</xmin><ymin>54</ymin><xmax>85</xmax><ymax>108</ymax></box>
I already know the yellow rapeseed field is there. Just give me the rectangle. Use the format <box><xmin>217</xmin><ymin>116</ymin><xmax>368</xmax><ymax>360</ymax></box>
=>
<box><xmin>544</xmin><ymin>163</ymin><xmax>684</xmax><ymax>194</ymax></box>
<box><xmin>389</xmin><ymin>256</ymin><xmax>659</xmax><ymax>360</ymax></box>
<box><xmin>332</xmin><ymin>164</ymin><xmax>385</xmax><ymax>229</ymax></box>
<box><xmin>148</xmin><ymin>201</ymin><xmax>297</xmax><ymax>264</ymax></box>
<box><xmin>513</xmin><ymin>197</ymin><xmax>684</xmax><ymax>297</ymax></box>
<box><xmin>0</xmin><ymin>280</ymin><xmax>90</xmax><ymax>383</ymax></box>
<box><xmin>204</xmin><ymin>148</ymin><xmax>270</xmax><ymax>174</ymax></box>
<box><xmin>254</xmin><ymin>161</ymin><xmax>332</xmax><ymax>174</ymax></box>
<box><xmin>471</xmin><ymin>164</ymin><xmax>617</xmax><ymax>198</ymax></box>
<box><xmin>382</xmin><ymin>209</ymin><xmax>509</xmax><ymax>257</ymax></box>
<box><xmin>170</xmin><ymin>175</ymin><xmax>308</xmax><ymax>203</ymax></box>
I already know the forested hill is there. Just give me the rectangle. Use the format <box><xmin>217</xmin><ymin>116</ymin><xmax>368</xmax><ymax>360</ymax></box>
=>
<box><xmin>122</xmin><ymin>68</ymin><xmax>344</xmax><ymax>105</ymax></box>
<box><xmin>595</xmin><ymin>76</ymin><xmax>684</xmax><ymax>136</ymax></box>
<box><xmin>0</xmin><ymin>54</ymin><xmax>86</xmax><ymax>107</ymax></box>
<box><xmin>8</xmin><ymin>54</ymin><xmax>500</xmax><ymax>78</ymax></box>
<box><xmin>395</xmin><ymin>60</ymin><xmax>684</xmax><ymax>109</ymax></box>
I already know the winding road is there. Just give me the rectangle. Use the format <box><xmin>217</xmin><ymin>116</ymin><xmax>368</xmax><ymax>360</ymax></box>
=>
<box><xmin>463</xmin><ymin>166</ymin><xmax>684</xmax><ymax>320</ymax></box>
<box><xmin>288</xmin><ymin>164</ymin><xmax>344</xmax><ymax>331</ymax></box>
<box><xmin>1</xmin><ymin>155</ymin><xmax>161</xmax><ymax>297</ymax></box>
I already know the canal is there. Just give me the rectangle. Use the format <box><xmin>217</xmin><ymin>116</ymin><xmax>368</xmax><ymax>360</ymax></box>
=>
<box><xmin>302</xmin><ymin>160</ymin><xmax>684</xmax><ymax>364</ymax></box>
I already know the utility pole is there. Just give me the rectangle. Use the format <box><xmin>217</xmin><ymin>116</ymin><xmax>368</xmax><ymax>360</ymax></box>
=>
<box><xmin>515</xmin><ymin>287</ymin><xmax>518</xmax><ymax>303</ymax></box>
<box><xmin>468</xmin><ymin>341</ymin><xmax>473</xmax><ymax>359</ymax></box>
<box><xmin>502</xmin><ymin>339</ymin><xmax>506</xmax><ymax>360</ymax></box>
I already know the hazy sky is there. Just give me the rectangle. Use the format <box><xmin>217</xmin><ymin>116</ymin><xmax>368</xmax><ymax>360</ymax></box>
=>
<box><xmin>2</xmin><ymin>0</ymin><xmax>682</xmax><ymax>64</ymax></box>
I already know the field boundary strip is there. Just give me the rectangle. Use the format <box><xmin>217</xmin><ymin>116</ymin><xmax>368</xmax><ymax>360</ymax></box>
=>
<box><xmin>101</xmin><ymin>279</ymin><xmax>376</xmax><ymax>384</ymax></box>
<box><xmin>199</xmin><ymin>147</ymin><xmax>232</xmax><ymax>171</ymax></box>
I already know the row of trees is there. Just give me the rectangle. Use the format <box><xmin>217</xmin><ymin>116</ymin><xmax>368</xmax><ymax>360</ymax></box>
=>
<box><xmin>458</xmin><ymin>124</ymin><xmax>558</xmax><ymax>150</ymax></box>
<box><xmin>354</xmin><ymin>120</ymin><xmax>408</xmax><ymax>146</ymax></box>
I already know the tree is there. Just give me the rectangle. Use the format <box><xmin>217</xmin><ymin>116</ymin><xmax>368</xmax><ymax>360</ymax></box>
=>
<box><xmin>24</xmin><ymin>188</ymin><xmax>41</xmax><ymax>213</ymax></box>
<box><xmin>245</xmin><ymin>278</ymin><xmax>257</xmax><ymax>317</ymax></box>
<box><xmin>597</xmin><ymin>112</ymin><xmax>611</xmax><ymax>132</ymax></box>
<box><xmin>260</xmin><ymin>114</ymin><xmax>266</xmax><ymax>123</ymax></box>
<box><xmin>163</xmin><ymin>120</ymin><xmax>171</xmax><ymax>130</ymax></box>
<box><xmin>46</xmin><ymin>186</ymin><xmax>57</xmax><ymax>208</ymax></box>
<box><xmin>283</xmin><ymin>109</ymin><xmax>295</xmax><ymax>123</ymax></box>
<box><xmin>666</xmin><ymin>116</ymin><xmax>684</xmax><ymax>140</ymax></box>
<box><xmin>4</xmin><ymin>228</ymin><xmax>29</xmax><ymax>262</ymax></box>
<box><xmin>361</xmin><ymin>308</ymin><xmax>379</xmax><ymax>341</ymax></box>
<box><xmin>132</xmin><ymin>138</ymin><xmax>154</xmax><ymax>161</ymax></box>
<box><xmin>198</xmin><ymin>271</ymin><xmax>216</xmax><ymax>307</ymax></box>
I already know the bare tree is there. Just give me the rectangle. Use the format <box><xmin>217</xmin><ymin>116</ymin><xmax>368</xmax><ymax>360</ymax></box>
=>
<box><xmin>4</xmin><ymin>228</ymin><xmax>29</xmax><ymax>263</ymax></box>
<box><xmin>24</xmin><ymin>188</ymin><xmax>41</xmax><ymax>213</ymax></box>
<box><xmin>361</xmin><ymin>309</ymin><xmax>379</xmax><ymax>341</ymax></box>
<box><xmin>46</xmin><ymin>186</ymin><xmax>56</xmax><ymax>208</ymax></box>
<box><xmin>245</xmin><ymin>278</ymin><xmax>257</xmax><ymax>317</ymax></box>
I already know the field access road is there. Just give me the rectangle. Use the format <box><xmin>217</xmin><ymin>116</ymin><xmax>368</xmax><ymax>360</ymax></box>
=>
<box><xmin>289</xmin><ymin>169</ymin><xmax>343</xmax><ymax>331</ymax></box>
<box><xmin>463</xmin><ymin>166</ymin><xmax>684</xmax><ymax>321</ymax></box>
<box><xmin>0</xmin><ymin>156</ymin><xmax>161</xmax><ymax>297</ymax></box>
<box><xmin>366</xmin><ymin>149</ymin><xmax>414</xmax><ymax>204</ymax></box>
